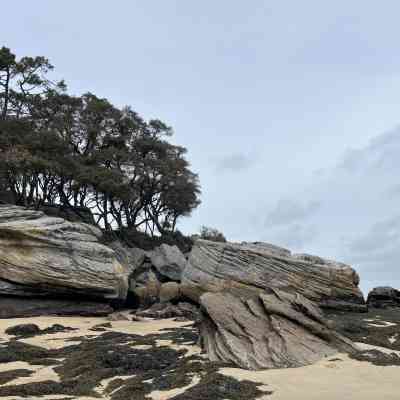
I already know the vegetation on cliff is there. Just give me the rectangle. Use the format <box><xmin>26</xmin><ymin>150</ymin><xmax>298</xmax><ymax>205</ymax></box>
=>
<box><xmin>0</xmin><ymin>46</ymin><xmax>200</xmax><ymax>236</ymax></box>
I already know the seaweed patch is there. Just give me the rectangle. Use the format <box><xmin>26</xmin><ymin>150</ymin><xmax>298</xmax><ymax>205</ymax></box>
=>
<box><xmin>0</xmin><ymin>324</ymin><xmax>270</xmax><ymax>399</ymax></box>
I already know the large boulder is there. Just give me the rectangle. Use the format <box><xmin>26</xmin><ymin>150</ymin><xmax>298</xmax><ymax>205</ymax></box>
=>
<box><xmin>182</xmin><ymin>240</ymin><xmax>365</xmax><ymax>311</ymax></box>
<box><xmin>148</xmin><ymin>244</ymin><xmax>187</xmax><ymax>281</ymax></box>
<box><xmin>0</xmin><ymin>205</ymin><xmax>129</xmax><ymax>301</ymax></box>
<box><xmin>367</xmin><ymin>286</ymin><xmax>400</xmax><ymax>309</ymax></box>
<box><xmin>199</xmin><ymin>290</ymin><xmax>358</xmax><ymax>370</ymax></box>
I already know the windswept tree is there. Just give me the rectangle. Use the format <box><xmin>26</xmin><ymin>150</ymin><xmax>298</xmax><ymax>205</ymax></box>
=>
<box><xmin>0</xmin><ymin>46</ymin><xmax>201</xmax><ymax>236</ymax></box>
<box><xmin>199</xmin><ymin>226</ymin><xmax>227</xmax><ymax>242</ymax></box>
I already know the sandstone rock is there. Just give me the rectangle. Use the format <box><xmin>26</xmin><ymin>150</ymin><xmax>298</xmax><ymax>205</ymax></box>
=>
<box><xmin>367</xmin><ymin>286</ymin><xmax>400</xmax><ymax>309</ymax></box>
<box><xmin>0</xmin><ymin>297</ymin><xmax>113</xmax><ymax>318</ymax></box>
<box><xmin>109</xmin><ymin>241</ymin><xmax>147</xmax><ymax>274</ymax></box>
<box><xmin>199</xmin><ymin>290</ymin><xmax>358</xmax><ymax>370</ymax></box>
<box><xmin>159</xmin><ymin>282</ymin><xmax>181</xmax><ymax>303</ymax></box>
<box><xmin>130</xmin><ymin>286</ymin><xmax>157</xmax><ymax>308</ymax></box>
<box><xmin>129</xmin><ymin>269</ymin><xmax>161</xmax><ymax>307</ymax></box>
<box><xmin>317</xmin><ymin>299</ymin><xmax>367</xmax><ymax>313</ymax></box>
<box><xmin>182</xmin><ymin>240</ymin><xmax>365</xmax><ymax>311</ymax></box>
<box><xmin>0</xmin><ymin>205</ymin><xmax>129</xmax><ymax>300</ymax></box>
<box><xmin>149</xmin><ymin>244</ymin><xmax>187</xmax><ymax>281</ymax></box>
<box><xmin>240</xmin><ymin>241</ymin><xmax>291</xmax><ymax>257</ymax></box>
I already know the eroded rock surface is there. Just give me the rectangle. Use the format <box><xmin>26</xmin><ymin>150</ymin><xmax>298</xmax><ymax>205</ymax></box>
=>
<box><xmin>199</xmin><ymin>289</ymin><xmax>358</xmax><ymax>370</ymax></box>
<box><xmin>183</xmin><ymin>240</ymin><xmax>365</xmax><ymax>311</ymax></box>
<box><xmin>0</xmin><ymin>205</ymin><xmax>129</xmax><ymax>302</ymax></box>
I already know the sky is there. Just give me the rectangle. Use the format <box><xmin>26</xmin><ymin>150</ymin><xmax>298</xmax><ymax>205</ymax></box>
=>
<box><xmin>2</xmin><ymin>1</ymin><xmax>400</xmax><ymax>295</ymax></box>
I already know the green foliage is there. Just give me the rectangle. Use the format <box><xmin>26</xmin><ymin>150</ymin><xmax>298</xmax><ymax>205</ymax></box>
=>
<box><xmin>198</xmin><ymin>226</ymin><xmax>227</xmax><ymax>243</ymax></box>
<box><xmin>0</xmin><ymin>46</ymin><xmax>201</xmax><ymax>236</ymax></box>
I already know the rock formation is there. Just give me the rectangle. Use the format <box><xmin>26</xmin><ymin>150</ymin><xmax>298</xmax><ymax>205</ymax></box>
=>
<box><xmin>0</xmin><ymin>205</ymin><xmax>129</xmax><ymax>302</ymax></box>
<box><xmin>110</xmin><ymin>241</ymin><xmax>187</xmax><ymax>307</ymax></box>
<box><xmin>148</xmin><ymin>243</ymin><xmax>187</xmax><ymax>281</ymax></box>
<box><xmin>367</xmin><ymin>286</ymin><xmax>400</xmax><ymax>309</ymax></box>
<box><xmin>199</xmin><ymin>289</ymin><xmax>358</xmax><ymax>370</ymax></box>
<box><xmin>182</xmin><ymin>239</ymin><xmax>365</xmax><ymax>311</ymax></box>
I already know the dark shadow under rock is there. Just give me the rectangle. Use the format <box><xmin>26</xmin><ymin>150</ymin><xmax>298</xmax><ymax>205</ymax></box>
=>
<box><xmin>0</xmin><ymin>297</ymin><xmax>114</xmax><ymax>318</ymax></box>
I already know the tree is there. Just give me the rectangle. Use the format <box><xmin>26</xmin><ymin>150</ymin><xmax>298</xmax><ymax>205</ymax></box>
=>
<box><xmin>0</xmin><ymin>47</ymin><xmax>16</xmax><ymax>120</ymax></box>
<box><xmin>199</xmin><ymin>226</ymin><xmax>227</xmax><ymax>242</ymax></box>
<box><xmin>0</xmin><ymin>46</ymin><xmax>201</xmax><ymax>237</ymax></box>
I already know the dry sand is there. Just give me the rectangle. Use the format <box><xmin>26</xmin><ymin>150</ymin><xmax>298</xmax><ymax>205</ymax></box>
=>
<box><xmin>0</xmin><ymin>315</ymin><xmax>399</xmax><ymax>399</ymax></box>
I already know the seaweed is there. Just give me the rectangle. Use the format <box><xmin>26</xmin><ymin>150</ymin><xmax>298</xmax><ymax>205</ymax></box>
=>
<box><xmin>0</xmin><ymin>324</ymin><xmax>270</xmax><ymax>400</ymax></box>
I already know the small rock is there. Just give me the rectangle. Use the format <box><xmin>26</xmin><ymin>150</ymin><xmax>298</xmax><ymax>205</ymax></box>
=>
<box><xmin>159</xmin><ymin>282</ymin><xmax>181</xmax><ymax>303</ymax></box>
<box><xmin>5</xmin><ymin>323</ymin><xmax>41</xmax><ymax>337</ymax></box>
<box><xmin>107</xmin><ymin>312</ymin><xmax>131</xmax><ymax>321</ymax></box>
<box><xmin>131</xmin><ymin>314</ymin><xmax>146</xmax><ymax>322</ymax></box>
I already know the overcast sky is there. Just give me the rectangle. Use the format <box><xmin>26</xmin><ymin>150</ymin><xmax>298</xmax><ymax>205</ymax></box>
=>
<box><xmin>3</xmin><ymin>1</ymin><xmax>400</xmax><ymax>294</ymax></box>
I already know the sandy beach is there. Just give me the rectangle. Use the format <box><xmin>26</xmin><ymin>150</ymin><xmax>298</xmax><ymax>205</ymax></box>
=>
<box><xmin>0</xmin><ymin>314</ymin><xmax>398</xmax><ymax>400</ymax></box>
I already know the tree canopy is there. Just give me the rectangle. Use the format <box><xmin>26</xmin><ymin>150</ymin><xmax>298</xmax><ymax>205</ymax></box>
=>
<box><xmin>0</xmin><ymin>46</ymin><xmax>201</xmax><ymax>236</ymax></box>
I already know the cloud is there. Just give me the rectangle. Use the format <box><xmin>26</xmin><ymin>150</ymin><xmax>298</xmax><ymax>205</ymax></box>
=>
<box><xmin>216</xmin><ymin>153</ymin><xmax>256</xmax><ymax>173</ymax></box>
<box><xmin>265</xmin><ymin>199</ymin><xmax>321</xmax><ymax>227</ymax></box>
<box><xmin>345</xmin><ymin>217</ymin><xmax>400</xmax><ymax>283</ymax></box>
<box><xmin>336</xmin><ymin>126</ymin><xmax>400</xmax><ymax>174</ymax></box>
<box><xmin>348</xmin><ymin>216</ymin><xmax>400</xmax><ymax>254</ymax></box>
<box><xmin>386</xmin><ymin>184</ymin><xmax>400</xmax><ymax>198</ymax></box>
<box><xmin>253</xmin><ymin>126</ymin><xmax>400</xmax><ymax>294</ymax></box>
<box><xmin>271</xmin><ymin>224</ymin><xmax>318</xmax><ymax>250</ymax></box>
